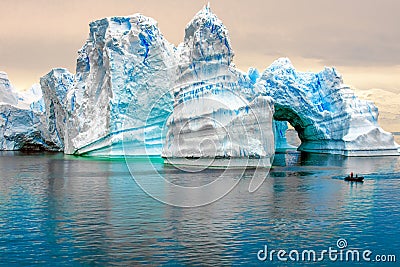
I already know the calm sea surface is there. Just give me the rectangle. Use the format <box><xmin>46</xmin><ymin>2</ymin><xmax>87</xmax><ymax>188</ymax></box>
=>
<box><xmin>0</xmin><ymin>151</ymin><xmax>399</xmax><ymax>266</ymax></box>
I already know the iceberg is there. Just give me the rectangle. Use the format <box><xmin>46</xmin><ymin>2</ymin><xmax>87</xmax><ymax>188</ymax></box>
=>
<box><xmin>1</xmin><ymin>5</ymin><xmax>398</xmax><ymax>158</ymax></box>
<box><xmin>64</xmin><ymin>14</ymin><xmax>176</xmax><ymax>156</ymax></box>
<box><xmin>26</xmin><ymin>84</ymin><xmax>46</xmax><ymax>113</ymax></box>
<box><xmin>40</xmin><ymin>68</ymin><xmax>74</xmax><ymax>150</ymax></box>
<box><xmin>0</xmin><ymin>71</ymin><xmax>44</xmax><ymax>110</ymax></box>
<box><xmin>162</xmin><ymin>5</ymin><xmax>275</xmax><ymax>167</ymax></box>
<box><xmin>258</xmin><ymin>58</ymin><xmax>399</xmax><ymax>156</ymax></box>
<box><xmin>0</xmin><ymin>103</ymin><xmax>46</xmax><ymax>151</ymax></box>
<box><xmin>21</xmin><ymin>84</ymin><xmax>45</xmax><ymax>112</ymax></box>
<box><xmin>0</xmin><ymin>72</ymin><xmax>48</xmax><ymax>150</ymax></box>
<box><xmin>0</xmin><ymin>72</ymin><xmax>19</xmax><ymax>106</ymax></box>
<box><xmin>0</xmin><ymin>69</ymin><xmax>73</xmax><ymax>151</ymax></box>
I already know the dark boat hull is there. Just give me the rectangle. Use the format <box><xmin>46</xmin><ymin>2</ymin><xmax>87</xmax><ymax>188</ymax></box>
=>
<box><xmin>344</xmin><ymin>176</ymin><xmax>364</xmax><ymax>182</ymax></box>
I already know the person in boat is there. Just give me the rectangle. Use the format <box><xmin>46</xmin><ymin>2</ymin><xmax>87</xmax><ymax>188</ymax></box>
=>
<box><xmin>350</xmin><ymin>172</ymin><xmax>353</xmax><ymax>178</ymax></box>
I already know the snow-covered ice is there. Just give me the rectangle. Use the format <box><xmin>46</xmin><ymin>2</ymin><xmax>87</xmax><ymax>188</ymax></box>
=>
<box><xmin>258</xmin><ymin>58</ymin><xmax>399</xmax><ymax>156</ymax></box>
<box><xmin>64</xmin><ymin>14</ymin><xmax>176</xmax><ymax>156</ymax></box>
<box><xmin>162</xmin><ymin>5</ymin><xmax>275</xmax><ymax>167</ymax></box>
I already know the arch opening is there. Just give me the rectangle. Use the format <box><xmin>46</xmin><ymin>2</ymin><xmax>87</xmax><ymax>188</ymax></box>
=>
<box><xmin>273</xmin><ymin>104</ymin><xmax>311</xmax><ymax>150</ymax></box>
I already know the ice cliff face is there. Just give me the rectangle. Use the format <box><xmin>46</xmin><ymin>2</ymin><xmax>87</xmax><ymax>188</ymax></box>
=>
<box><xmin>0</xmin><ymin>104</ymin><xmax>46</xmax><ymax>150</ymax></box>
<box><xmin>176</xmin><ymin>4</ymin><xmax>232</xmax><ymax>83</ymax></box>
<box><xmin>162</xmin><ymin>93</ymin><xmax>275</xmax><ymax>167</ymax></box>
<box><xmin>0</xmin><ymin>72</ymin><xmax>44</xmax><ymax>110</ymax></box>
<box><xmin>40</xmin><ymin>68</ymin><xmax>73</xmax><ymax>150</ymax></box>
<box><xmin>0</xmin><ymin>69</ymin><xmax>73</xmax><ymax>151</ymax></box>
<box><xmin>0</xmin><ymin>72</ymin><xmax>48</xmax><ymax>150</ymax></box>
<box><xmin>64</xmin><ymin>14</ymin><xmax>176</xmax><ymax>156</ymax></box>
<box><xmin>26</xmin><ymin>84</ymin><xmax>46</xmax><ymax>113</ymax></box>
<box><xmin>258</xmin><ymin>58</ymin><xmax>399</xmax><ymax>156</ymax></box>
<box><xmin>162</xmin><ymin>5</ymin><xmax>275</xmax><ymax>166</ymax></box>
<box><xmin>0</xmin><ymin>72</ymin><xmax>19</xmax><ymax>106</ymax></box>
<box><xmin>175</xmin><ymin>6</ymin><xmax>263</xmax><ymax>102</ymax></box>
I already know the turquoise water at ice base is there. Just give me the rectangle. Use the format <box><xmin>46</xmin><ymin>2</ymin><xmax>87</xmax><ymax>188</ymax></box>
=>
<box><xmin>0</xmin><ymin>151</ymin><xmax>399</xmax><ymax>266</ymax></box>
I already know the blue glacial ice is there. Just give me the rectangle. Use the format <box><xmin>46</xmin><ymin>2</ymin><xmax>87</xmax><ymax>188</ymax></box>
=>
<box><xmin>274</xmin><ymin>121</ymin><xmax>296</xmax><ymax>150</ymax></box>
<box><xmin>162</xmin><ymin>5</ymin><xmax>275</xmax><ymax>166</ymax></box>
<box><xmin>258</xmin><ymin>58</ymin><xmax>399</xmax><ymax>156</ymax></box>
<box><xmin>64</xmin><ymin>14</ymin><xmax>176</xmax><ymax>156</ymax></box>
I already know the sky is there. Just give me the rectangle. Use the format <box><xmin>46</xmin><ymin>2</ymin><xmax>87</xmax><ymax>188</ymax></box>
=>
<box><xmin>0</xmin><ymin>1</ymin><xmax>399</xmax><ymax>105</ymax></box>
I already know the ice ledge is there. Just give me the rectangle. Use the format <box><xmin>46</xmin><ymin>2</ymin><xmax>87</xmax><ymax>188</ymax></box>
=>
<box><xmin>163</xmin><ymin>157</ymin><xmax>272</xmax><ymax>169</ymax></box>
<box><xmin>299</xmin><ymin>140</ymin><xmax>400</xmax><ymax>157</ymax></box>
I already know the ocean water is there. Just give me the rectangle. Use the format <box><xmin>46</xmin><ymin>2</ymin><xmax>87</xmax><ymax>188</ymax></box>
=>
<box><xmin>0</xmin><ymin>151</ymin><xmax>399</xmax><ymax>266</ymax></box>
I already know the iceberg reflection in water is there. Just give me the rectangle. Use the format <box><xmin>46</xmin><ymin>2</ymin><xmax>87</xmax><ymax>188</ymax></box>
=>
<box><xmin>126</xmin><ymin>156</ymin><xmax>273</xmax><ymax>207</ymax></box>
<box><xmin>0</xmin><ymin>151</ymin><xmax>399</xmax><ymax>265</ymax></box>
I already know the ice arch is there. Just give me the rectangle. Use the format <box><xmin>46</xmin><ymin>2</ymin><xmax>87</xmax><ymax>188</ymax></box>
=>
<box><xmin>259</xmin><ymin>58</ymin><xmax>399</xmax><ymax>156</ymax></box>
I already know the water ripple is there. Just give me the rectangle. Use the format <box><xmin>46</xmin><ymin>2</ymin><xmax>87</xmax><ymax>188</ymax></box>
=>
<box><xmin>0</xmin><ymin>152</ymin><xmax>399</xmax><ymax>265</ymax></box>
